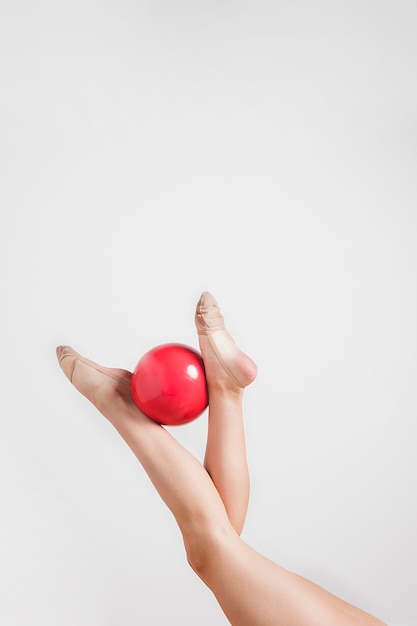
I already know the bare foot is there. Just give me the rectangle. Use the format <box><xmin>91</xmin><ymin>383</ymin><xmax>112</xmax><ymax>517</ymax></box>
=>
<box><xmin>56</xmin><ymin>345</ymin><xmax>133</xmax><ymax>409</ymax></box>
<box><xmin>195</xmin><ymin>292</ymin><xmax>257</xmax><ymax>393</ymax></box>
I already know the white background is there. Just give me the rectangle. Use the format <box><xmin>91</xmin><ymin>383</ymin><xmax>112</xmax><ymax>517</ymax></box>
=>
<box><xmin>1</xmin><ymin>1</ymin><xmax>416</xmax><ymax>625</ymax></box>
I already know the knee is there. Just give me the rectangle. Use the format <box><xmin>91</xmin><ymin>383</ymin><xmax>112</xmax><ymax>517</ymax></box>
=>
<box><xmin>183</xmin><ymin>520</ymin><xmax>232</xmax><ymax>578</ymax></box>
<box><xmin>184</xmin><ymin>531</ymin><xmax>217</xmax><ymax>577</ymax></box>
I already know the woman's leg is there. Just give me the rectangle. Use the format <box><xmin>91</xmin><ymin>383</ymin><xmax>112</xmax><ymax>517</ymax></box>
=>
<box><xmin>195</xmin><ymin>292</ymin><xmax>258</xmax><ymax>534</ymax></box>
<box><xmin>56</xmin><ymin>293</ymin><xmax>386</xmax><ymax>626</ymax></box>
<box><xmin>56</xmin><ymin>346</ymin><xmax>385</xmax><ymax>626</ymax></box>
<box><xmin>56</xmin><ymin>345</ymin><xmax>232</xmax><ymax>549</ymax></box>
<box><xmin>193</xmin><ymin>293</ymin><xmax>387</xmax><ymax>626</ymax></box>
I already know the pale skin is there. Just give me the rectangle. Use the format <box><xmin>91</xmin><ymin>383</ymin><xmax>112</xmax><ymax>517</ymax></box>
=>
<box><xmin>56</xmin><ymin>292</ymin><xmax>387</xmax><ymax>626</ymax></box>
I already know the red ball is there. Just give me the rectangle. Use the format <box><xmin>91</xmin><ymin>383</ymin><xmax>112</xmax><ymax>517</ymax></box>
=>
<box><xmin>131</xmin><ymin>343</ymin><xmax>208</xmax><ymax>426</ymax></box>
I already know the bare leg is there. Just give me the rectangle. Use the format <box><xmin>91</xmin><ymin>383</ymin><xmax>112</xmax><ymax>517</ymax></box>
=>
<box><xmin>56</xmin><ymin>346</ymin><xmax>231</xmax><ymax>548</ymax></box>
<box><xmin>195</xmin><ymin>292</ymin><xmax>257</xmax><ymax>534</ymax></box>
<box><xmin>56</xmin><ymin>294</ymin><xmax>386</xmax><ymax>626</ymax></box>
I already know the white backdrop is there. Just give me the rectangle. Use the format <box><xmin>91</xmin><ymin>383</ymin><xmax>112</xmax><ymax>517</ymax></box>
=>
<box><xmin>1</xmin><ymin>2</ymin><xmax>416</xmax><ymax>625</ymax></box>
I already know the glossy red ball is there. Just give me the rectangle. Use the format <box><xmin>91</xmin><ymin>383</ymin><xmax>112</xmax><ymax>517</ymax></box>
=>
<box><xmin>131</xmin><ymin>343</ymin><xmax>208</xmax><ymax>426</ymax></box>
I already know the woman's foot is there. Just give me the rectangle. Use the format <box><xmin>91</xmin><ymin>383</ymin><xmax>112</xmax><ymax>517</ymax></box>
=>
<box><xmin>195</xmin><ymin>292</ymin><xmax>257</xmax><ymax>393</ymax></box>
<box><xmin>56</xmin><ymin>345</ymin><xmax>133</xmax><ymax>409</ymax></box>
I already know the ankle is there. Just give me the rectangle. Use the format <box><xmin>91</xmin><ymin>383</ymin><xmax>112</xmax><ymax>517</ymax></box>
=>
<box><xmin>207</xmin><ymin>386</ymin><xmax>245</xmax><ymax>406</ymax></box>
<box><xmin>92</xmin><ymin>384</ymin><xmax>130</xmax><ymax>416</ymax></box>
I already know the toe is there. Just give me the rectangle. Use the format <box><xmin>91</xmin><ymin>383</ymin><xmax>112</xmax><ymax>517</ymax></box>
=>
<box><xmin>56</xmin><ymin>345</ymin><xmax>80</xmax><ymax>383</ymax></box>
<box><xmin>195</xmin><ymin>291</ymin><xmax>225</xmax><ymax>334</ymax></box>
<box><xmin>56</xmin><ymin>345</ymin><xmax>78</xmax><ymax>363</ymax></box>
